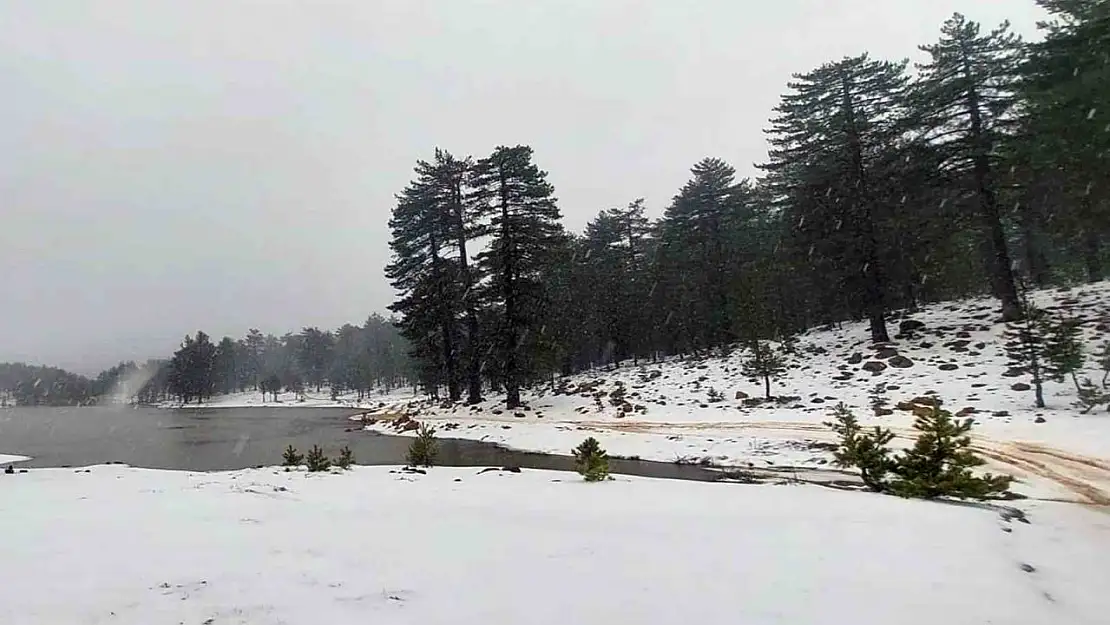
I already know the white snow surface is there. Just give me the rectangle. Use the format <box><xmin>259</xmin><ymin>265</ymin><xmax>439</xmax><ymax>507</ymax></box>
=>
<box><xmin>3</xmin><ymin>464</ymin><xmax>1108</xmax><ymax>625</ymax></box>
<box><xmin>0</xmin><ymin>453</ymin><xmax>29</xmax><ymax>464</ymax></box>
<box><xmin>358</xmin><ymin>282</ymin><xmax>1110</xmax><ymax>504</ymax></box>
<box><xmin>163</xmin><ymin>282</ymin><xmax>1110</xmax><ymax>503</ymax></box>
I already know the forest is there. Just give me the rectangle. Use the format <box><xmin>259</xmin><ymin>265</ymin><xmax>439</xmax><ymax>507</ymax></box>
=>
<box><xmin>3</xmin><ymin>4</ymin><xmax>1105</xmax><ymax>408</ymax></box>
<box><xmin>384</xmin><ymin>6</ymin><xmax>1108</xmax><ymax>407</ymax></box>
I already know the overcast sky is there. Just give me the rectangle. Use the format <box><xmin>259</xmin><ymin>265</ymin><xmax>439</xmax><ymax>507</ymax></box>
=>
<box><xmin>1</xmin><ymin>1</ymin><xmax>1046</xmax><ymax>373</ymax></box>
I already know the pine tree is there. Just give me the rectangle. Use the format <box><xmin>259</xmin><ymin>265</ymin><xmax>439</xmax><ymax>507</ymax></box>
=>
<box><xmin>572</xmin><ymin>437</ymin><xmax>610</xmax><ymax>482</ymax></box>
<box><xmin>1003</xmin><ymin>284</ymin><xmax>1049</xmax><ymax>408</ymax></box>
<box><xmin>1022</xmin><ymin>0</ymin><xmax>1110</xmax><ymax>281</ymax></box>
<box><xmin>406</xmin><ymin>424</ymin><xmax>439</xmax><ymax>467</ymax></box>
<box><xmin>890</xmin><ymin>406</ymin><xmax>1012</xmax><ymax>499</ymax></box>
<box><xmin>297</xmin><ymin>327</ymin><xmax>335</xmax><ymax>392</ymax></box>
<box><xmin>212</xmin><ymin>337</ymin><xmax>238</xmax><ymax>395</ymax></box>
<box><xmin>386</xmin><ymin>163</ymin><xmax>464</xmax><ymax>401</ymax></box>
<box><xmin>1042</xmin><ymin>314</ymin><xmax>1085</xmax><ymax>391</ymax></box>
<box><xmin>470</xmin><ymin>145</ymin><xmax>564</xmax><ymax>408</ymax></box>
<box><xmin>742</xmin><ymin>340</ymin><xmax>787</xmax><ymax>399</ymax></box>
<box><xmin>168</xmin><ymin>331</ymin><xmax>217</xmax><ymax>403</ymax></box>
<box><xmin>655</xmin><ymin>158</ymin><xmax>742</xmax><ymax>352</ymax></box>
<box><xmin>825</xmin><ymin>403</ymin><xmax>896</xmax><ymax>492</ymax></box>
<box><xmin>912</xmin><ymin>14</ymin><xmax>1025</xmax><ymax>320</ymax></box>
<box><xmin>763</xmin><ymin>54</ymin><xmax>909</xmax><ymax>343</ymax></box>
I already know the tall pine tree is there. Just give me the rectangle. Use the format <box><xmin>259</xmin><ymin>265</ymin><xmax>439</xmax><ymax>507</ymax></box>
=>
<box><xmin>763</xmin><ymin>54</ymin><xmax>909</xmax><ymax>343</ymax></box>
<box><xmin>912</xmin><ymin>14</ymin><xmax>1025</xmax><ymax>320</ymax></box>
<box><xmin>470</xmin><ymin>145</ymin><xmax>563</xmax><ymax>408</ymax></box>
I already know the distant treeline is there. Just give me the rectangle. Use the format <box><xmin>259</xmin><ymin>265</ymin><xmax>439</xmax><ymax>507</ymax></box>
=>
<box><xmin>138</xmin><ymin>314</ymin><xmax>412</xmax><ymax>404</ymax></box>
<box><xmin>0</xmin><ymin>361</ymin><xmax>145</xmax><ymax>407</ymax></box>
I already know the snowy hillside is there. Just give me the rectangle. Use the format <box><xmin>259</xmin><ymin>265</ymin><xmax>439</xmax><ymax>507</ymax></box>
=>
<box><xmin>3</xmin><ymin>464</ymin><xmax>1108</xmax><ymax>625</ymax></box>
<box><xmin>363</xmin><ymin>281</ymin><xmax>1110</xmax><ymax>504</ymax></box>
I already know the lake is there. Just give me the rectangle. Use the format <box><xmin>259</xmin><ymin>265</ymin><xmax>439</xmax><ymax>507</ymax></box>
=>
<box><xmin>0</xmin><ymin>405</ymin><xmax>721</xmax><ymax>481</ymax></box>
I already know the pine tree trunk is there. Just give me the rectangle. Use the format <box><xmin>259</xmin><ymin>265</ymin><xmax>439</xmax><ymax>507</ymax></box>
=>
<box><xmin>451</xmin><ymin>177</ymin><xmax>483</xmax><ymax>405</ymax></box>
<box><xmin>498</xmin><ymin>173</ymin><xmax>522</xmax><ymax>410</ymax></box>
<box><xmin>966</xmin><ymin>82</ymin><xmax>1021</xmax><ymax>321</ymax></box>
<box><xmin>764</xmin><ymin>375</ymin><xmax>771</xmax><ymax>400</ymax></box>
<box><xmin>429</xmin><ymin>232</ymin><xmax>461</xmax><ymax>403</ymax></box>
<box><xmin>839</xmin><ymin>72</ymin><xmax>889</xmax><ymax>344</ymax></box>
<box><xmin>1083</xmin><ymin>228</ymin><xmax>1102</xmax><ymax>283</ymax></box>
<box><xmin>1019</xmin><ymin>200</ymin><xmax>1050</xmax><ymax>286</ymax></box>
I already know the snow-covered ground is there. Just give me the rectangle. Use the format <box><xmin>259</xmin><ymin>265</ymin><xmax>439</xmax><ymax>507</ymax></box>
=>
<box><xmin>0</xmin><ymin>453</ymin><xmax>29</xmax><ymax>465</ymax></box>
<box><xmin>157</xmin><ymin>282</ymin><xmax>1110</xmax><ymax>504</ymax></box>
<box><xmin>357</xmin><ymin>282</ymin><xmax>1110</xmax><ymax>504</ymax></box>
<box><xmin>3</xmin><ymin>463</ymin><xmax>1108</xmax><ymax>625</ymax></box>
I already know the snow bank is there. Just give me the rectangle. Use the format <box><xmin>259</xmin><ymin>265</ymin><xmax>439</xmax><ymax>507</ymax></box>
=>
<box><xmin>0</xmin><ymin>453</ymin><xmax>29</xmax><ymax>464</ymax></box>
<box><xmin>3</xmin><ymin>465</ymin><xmax>1105</xmax><ymax>624</ymax></box>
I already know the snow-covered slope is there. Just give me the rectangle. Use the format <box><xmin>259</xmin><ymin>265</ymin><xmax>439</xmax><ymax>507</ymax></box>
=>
<box><xmin>3</xmin><ymin>464</ymin><xmax>1107</xmax><ymax>625</ymax></box>
<box><xmin>363</xmin><ymin>282</ymin><xmax>1110</xmax><ymax>504</ymax></box>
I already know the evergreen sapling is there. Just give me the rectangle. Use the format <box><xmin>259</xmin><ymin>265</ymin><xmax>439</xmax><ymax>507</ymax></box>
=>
<box><xmin>282</xmin><ymin>444</ymin><xmax>304</xmax><ymax>467</ymax></box>
<box><xmin>305</xmin><ymin>444</ymin><xmax>331</xmax><ymax>472</ymax></box>
<box><xmin>406</xmin><ymin>424</ymin><xmax>439</xmax><ymax>467</ymax></box>
<box><xmin>825</xmin><ymin>403</ymin><xmax>895</xmax><ymax>492</ymax></box>
<box><xmin>889</xmin><ymin>406</ymin><xmax>1012</xmax><ymax>500</ymax></box>
<box><xmin>742</xmin><ymin>340</ymin><xmax>787</xmax><ymax>399</ymax></box>
<box><xmin>334</xmin><ymin>445</ymin><xmax>355</xmax><ymax>470</ymax></box>
<box><xmin>572</xmin><ymin>436</ymin><xmax>610</xmax><ymax>482</ymax></box>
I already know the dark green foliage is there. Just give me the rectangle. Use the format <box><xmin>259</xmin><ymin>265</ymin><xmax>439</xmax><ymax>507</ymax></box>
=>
<box><xmin>572</xmin><ymin>437</ymin><xmax>610</xmax><ymax>482</ymax></box>
<box><xmin>334</xmin><ymin>446</ymin><xmax>355</xmax><ymax>470</ymax></box>
<box><xmin>763</xmin><ymin>54</ymin><xmax>909</xmax><ymax>343</ymax></box>
<box><xmin>706</xmin><ymin>387</ymin><xmax>725</xmax><ymax>403</ymax></box>
<box><xmin>471</xmin><ymin>145</ymin><xmax>565</xmax><ymax>408</ymax></box>
<box><xmin>1042</xmin><ymin>315</ymin><xmax>1085</xmax><ymax>388</ymax></box>
<box><xmin>889</xmin><ymin>407</ymin><xmax>1013</xmax><ymax>500</ymax></box>
<box><xmin>167</xmin><ymin>331</ymin><xmax>218</xmax><ymax>404</ymax></box>
<box><xmin>406</xmin><ymin>424</ymin><xmax>439</xmax><ymax>468</ymax></box>
<box><xmin>259</xmin><ymin>374</ymin><xmax>283</xmax><ymax>402</ymax></box>
<box><xmin>282</xmin><ymin>445</ymin><xmax>304</xmax><ymax>467</ymax></box>
<box><xmin>742</xmin><ymin>341</ymin><xmax>787</xmax><ymax>399</ymax></box>
<box><xmin>911</xmin><ymin>13</ymin><xmax>1025</xmax><ymax>320</ymax></box>
<box><xmin>827</xmin><ymin>403</ymin><xmax>1012</xmax><ymax>499</ymax></box>
<box><xmin>305</xmin><ymin>445</ymin><xmax>331</xmax><ymax>472</ymax></box>
<box><xmin>1075</xmin><ymin>378</ymin><xmax>1110</xmax><ymax>413</ymax></box>
<box><xmin>0</xmin><ymin>362</ymin><xmax>94</xmax><ymax>407</ymax></box>
<box><xmin>1021</xmin><ymin>1</ymin><xmax>1110</xmax><ymax>282</ymax></box>
<box><xmin>825</xmin><ymin>403</ymin><xmax>896</xmax><ymax>492</ymax></box>
<box><xmin>1003</xmin><ymin>284</ymin><xmax>1050</xmax><ymax>408</ymax></box>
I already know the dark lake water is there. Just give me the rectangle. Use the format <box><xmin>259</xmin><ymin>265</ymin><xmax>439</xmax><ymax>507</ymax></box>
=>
<box><xmin>0</xmin><ymin>406</ymin><xmax>721</xmax><ymax>481</ymax></box>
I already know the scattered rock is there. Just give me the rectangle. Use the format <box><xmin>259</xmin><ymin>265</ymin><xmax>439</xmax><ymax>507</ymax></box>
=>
<box><xmin>899</xmin><ymin>319</ymin><xmax>926</xmax><ymax>334</ymax></box>
<box><xmin>734</xmin><ymin>391</ymin><xmax>749</xmax><ymax>400</ymax></box>
<box><xmin>885</xmin><ymin>384</ymin><xmax>900</xmax><ymax>390</ymax></box>
<box><xmin>514</xmin><ymin>412</ymin><xmax>525</xmax><ymax>418</ymax></box>
<box><xmin>992</xmin><ymin>411</ymin><xmax>1010</xmax><ymax>417</ymax></box>
<box><xmin>875</xmin><ymin>347</ymin><xmax>899</xmax><ymax>360</ymax></box>
<box><xmin>888</xmin><ymin>355</ymin><xmax>914</xmax><ymax>368</ymax></box>
<box><xmin>1002</xmin><ymin>367</ymin><xmax>1026</xmax><ymax>378</ymax></box>
<box><xmin>974</xmin><ymin>342</ymin><xmax>986</xmax><ymax>350</ymax></box>
<box><xmin>811</xmin><ymin>397</ymin><xmax>825</xmax><ymax>404</ymax></box>
<box><xmin>1011</xmin><ymin>382</ymin><xmax>1031</xmax><ymax>391</ymax></box>
<box><xmin>862</xmin><ymin>361</ymin><xmax>887</xmax><ymax>374</ymax></box>
<box><xmin>938</xmin><ymin>363</ymin><xmax>959</xmax><ymax>371</ymax></box>
<box><xmin>847</xmin><ymin>353</ymin><xmax>863</xmax><ymax>365</ymax></box>
<box><xmin>1034</xmin><ymin>416</ymin><xmax>1046</xmax><ymax>424</ymax></box>
<box><xmin>874</xmin><ymin>408</ymin><xmax>894</xmax><ymax>416</ymax></box>
<box><xmin>956</xmin><ymin>407</ymin><xmax>978</xmax><ymax>417</ymax></box>
<box><xmin>1019</xmin><ymin>563</ymin><xmax>1036</xmax><ymax>573</ymax></box>
<box><xmin>911</xmin><ymin>396</ymin><xmax>941</xmax><ymax>407</ymax></box>
<box><xmin>956</xmin><ymin>331</ymin><xmax>972</xmax><ymax>339</ymax></box>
